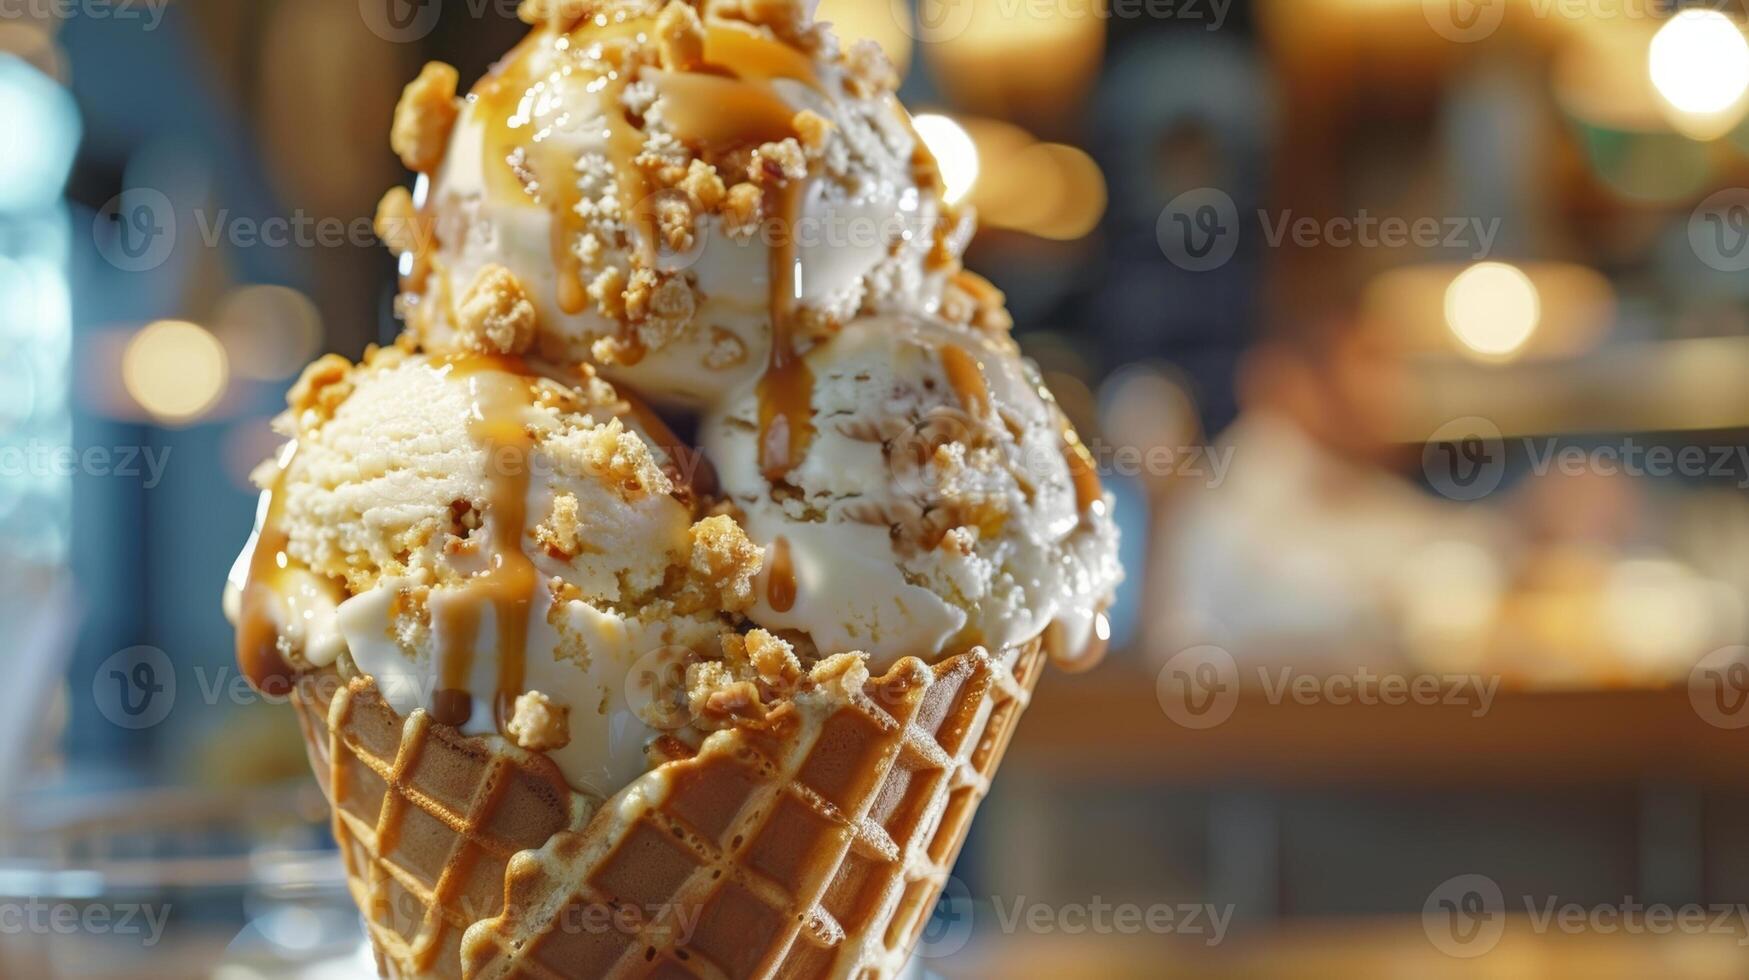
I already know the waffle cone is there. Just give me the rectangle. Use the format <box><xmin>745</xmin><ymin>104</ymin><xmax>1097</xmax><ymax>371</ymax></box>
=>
<box><xmin>292</xmin><ymin>639</ymin><xmax>1047</xmax><ymax>979</ymax></box>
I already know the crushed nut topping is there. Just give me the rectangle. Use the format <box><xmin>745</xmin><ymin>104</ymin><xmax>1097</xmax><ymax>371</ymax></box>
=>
<box><xmin>287</xmin><ymin>354</ymin><xmax>356</xmax><ymax>426</ymax></box>
<box><xmin>506</xmin><ymin>690</ymin><xmax>572</xmax><ymax>752</ymax></box>
<box><xmin>456</xmin><ymin>264</ymin><xmax>539</xmax><ymax>356</ymax></box>
<box><xmin>793</xmin><ymin>110</ymin><xmax>833</xmax><ymax>153</ymax></box>
<box><xmin>675</xmin><ymin>515</ymin><xmax>764</xmax><ymax>614</ymax></box>
<box><xmin>655</xmin><ymin>1</ymin><xmax>705</xmax><ymax>71</ymax></box>
<box><xmin>391</xmin><ymin>62</ymin><xmax>460</xmax><ymax>174</ymax></box>
<box><xmin>722</xmin><ymin>183</ymin><xmax>764</xmax><ymax>237</ymax></box>
<box><xmin>749</xmin><ymin>138</ymin><xmax>808</xmax><ymax>185</ymax></box>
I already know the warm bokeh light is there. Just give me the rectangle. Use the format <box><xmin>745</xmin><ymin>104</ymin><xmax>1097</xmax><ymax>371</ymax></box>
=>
<box><xmin>122</xmin><ymin>320</ymin><xmax>229</xmax><ymax>424</ymax></box>
<box><xmin>912</xmin><ymin>114</ymin><xmax>980</xmax><ymax>206</ymax></box>
<box><xmin>1022</xmin><ymin>144</ymin><xmax>1108</xmax><ymax>241</ymax></box>
<box><xmin>215</xmin><ymin>285</ymin><xmax>325</xmax><ymax>381</ymax></box>
<box><xmin>1604</xmin><ymin>560</ymin><xmax>1717</xmax><ymax>671</ymax></box>
<box><xmin>1444</xmin><ymin>262</ymin><xmax>1542</xmax><ymax>361</ymax></box>
<box><xmin>924</xmin><ymin>0</ymin><xmax>1105</xmax><ymax>123</ymax></box>
<box><xmin>1649</xmin><ymin>10</ymin><xmax>1749</xmax><ymax>118</ymax></box>
<box><xmin>1395</xmin><ymin>539</ymin><xmax>1505</xmax><ymax>673</ymax></box>
<box><xmin>954</xmin><ymin>117</ymin><xmax>1108</xmax><ymax>241</ymax></box>
<box><xmin>814</xmin><ymin>0</ymin><xmax>913</xmax><ymax>78</ymax></box>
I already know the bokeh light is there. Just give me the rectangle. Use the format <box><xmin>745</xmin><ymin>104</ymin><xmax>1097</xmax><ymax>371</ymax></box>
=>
<box><xmin>122</xmin><ymin>320</ymin><xmax>230</xmax><ymax>425</ymax></box>
<box><xmin>1444</xmin><ymin>262</ymin><xmax>1542</xmax><ymax>361</ymax></box>
<box><xmin>925</xmin><ymin>0</ymin><xmax>1106</xmax><ymax>123</ymax></box>
<box><xmin>0</xmin><ymin>55</ymin><xmax>80</xmax><ymax>212</ymax></box>
<box><xmin>913</xmin><ymin>114</ymin><xmax>980</xmax><ymax>206</ymax></box>
<box><xmin>1603</xmin><ymin>559</ymin><xmax>1717</xmax><ymax>672</ymax></box>
<box><xmin>215</xmin><ymin>285</ymin><xmax>325</xmax><ymax>381</ymax></box>
<box><xmin>1648</xmin><ymin>10</ymin><xmax>1749</xmax><ymax>120</ymax></box>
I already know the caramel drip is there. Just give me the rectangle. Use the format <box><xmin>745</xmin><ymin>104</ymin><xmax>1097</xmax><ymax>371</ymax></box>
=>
<box><xmin>428</xmin><ymin>356</ymin><xmax>543</xmax><ymax>730</ymax></box>
<box><xmin>757</xmin><ymin>178</ymin><xmax>814</xmax><ymax>482</ymax></box>
<box><xmin>767</xmin><ymin>535</ymin><xmax>797</xmax><ymax>613</ymax></box>
<box><xmin>702</xmin><ymin>21</ymin><xmax>823</xmax><ymax>89</ymax></box>
<box><xmin>649</xmin><ymin>71</ymin><xmax>800</xmax><ymax>153</ymax></box>
<box><xmin>1044</xmin><ymin>609</ymin><xmax>1112</xmax><ymax>673</ymax></box>
<box><xmin>1062</xmin><ymin>428</ymin><xmax>1103</xmax><ymax>514</ymax></box>
<box><xmin>475</xmin><ymin>38</ymin><xmax>541</xmax><ymax>202</ymax></box>
<box><xmin>600</xmin><ymin>70</ymin><xmax>659</xmax><ymax>272</ymax></box>
<box><xmin>476</xmin><ymin>34</ymin><xmax>653</xmax><ymax>316</ymax></box>
<box><xmin>237</xmin><ymin>464</ymin><xmax>298</xmax><ymax>698</ymax></box>
<box><xmin>940</xmin><ymin>344</ymin><xmax>991</xmax><ymax>419</ymax></box>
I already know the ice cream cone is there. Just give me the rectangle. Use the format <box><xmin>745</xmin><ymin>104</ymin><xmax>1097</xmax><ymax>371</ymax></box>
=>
<box><xmin>292</xmin><ymin>638</ymin><xmax>1046</xmax><ymax>979</ymax></box>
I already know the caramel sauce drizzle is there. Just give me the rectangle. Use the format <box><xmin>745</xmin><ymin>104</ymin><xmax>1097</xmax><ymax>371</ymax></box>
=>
<box><xmin>756</xmin><ymin>178</ymin><xmax>814</xmax><ymax>483</ymax></box>
<box><xmin>1061</xmin><ymin>426</ymin><xmax>1104</xmax><ymax>515</ymax></box>
<box><xmin>237</xmin><ymin>463</ymin><xmax>299</xmax><ymax>698</ymax></box>
<box><xmin>477</xmin><ymin>17</ymin><xmax>823</xmax><ymax>479</ymax></box>
<box><xmin>428</xmin><ymin>355</ymin><xmax>543</xmax><ymax>730</ymax></box>
<box><xmin>939</xmin><ymin>344</ymin><xmax>991</xmax><ymax>419</ymax></box>
<box><xmin>648</xmin><ymin>71</ymin><xmax>800</xmax><ymax>153</ymax></box>
<box><xmin>702</xmin><ymin>20</ymin><xmax>823</xmax><ymax>89</ymax></box>
<box><xmin>1044</xmin><ymin>607</ymin><xmax>1112</xmax><ymax>674</ymax></box>
<box><xmin>475</xmin><ymin>16</ymin><xmax>816</xmax><ymax>325</ymax></box>
<box><xmin>767</xmin><ymin>535</ymin><xmax>797</xmax><ymax>613</ymax></box>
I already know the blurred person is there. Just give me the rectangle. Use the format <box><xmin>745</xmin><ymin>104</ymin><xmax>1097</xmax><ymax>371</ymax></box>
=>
<box><xmin>1146</xmin><ymin>308</ymin><xmax>1510</xmax><ymax>672</ymax></box>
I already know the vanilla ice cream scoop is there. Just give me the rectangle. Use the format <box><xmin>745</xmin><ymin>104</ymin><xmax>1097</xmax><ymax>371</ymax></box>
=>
<box><xmin>236</xmin><ymin>0</ymin><xmax>1122</xmax><ymax>803</ymax></box>
<box><xmin>388</xmin><ymin>1</ymin><xmax>968</xmax><ymax>408</ymax></box>
<box><xmin>226</xmin><ymin>347</ymin><xmax>761</xmax><ymax>798</ymax></box>
<box><xmin>701</xmin><ymin>314</ymin><xmax>1122</xmax><ymax>672</ymax></box>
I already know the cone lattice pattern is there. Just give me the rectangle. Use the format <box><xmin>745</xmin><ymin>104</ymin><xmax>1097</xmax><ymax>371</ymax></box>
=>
<box><xmin>293</xmin><ymin>640</ymin><xmax>1045</xmax><ymax>980</ymax></box>
<box><xmin>292</xmin><ymin>674</ymin><xmax>595</xmax><ymax>977</ymax></box>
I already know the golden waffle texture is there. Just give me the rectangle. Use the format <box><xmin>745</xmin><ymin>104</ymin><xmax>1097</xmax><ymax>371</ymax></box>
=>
<box><xmin>293</xmin><ymin>640</ymin><xmax>1046</xmax><ymax>980</ymax></box>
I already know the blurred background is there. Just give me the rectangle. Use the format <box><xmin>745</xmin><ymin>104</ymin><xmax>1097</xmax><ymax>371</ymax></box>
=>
<box><xmin>6</xmin><ymin>0</ymin><xmax>1749</xmax><ymax>976</ymax></box>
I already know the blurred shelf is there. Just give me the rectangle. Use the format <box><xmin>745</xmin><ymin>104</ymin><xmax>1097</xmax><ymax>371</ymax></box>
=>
<box><xmin>935</xmin><ymin>918</ymin><xmax>1749</xmax><ymax>980</ymax></box>
<box><xmin>1010</xmin><ymin>666</ymin><xmax>1749</xmax><ymax>788</ymax></box>
<box><xmin>1395</xmin><ymin>337</ymin><xmax>1749</xmax><ymax>441</ymax></box>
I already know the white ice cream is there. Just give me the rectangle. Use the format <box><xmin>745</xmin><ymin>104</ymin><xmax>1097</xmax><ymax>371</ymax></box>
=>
<box><xmin>410</xmin><ymin>17</ymin><xmax>956</xmax><ymax>407</ymax></box>
<box><xmin>228</xmin><ymin>349</ymin><xmax>751</xmax><ymax>798</ymax></box>
<box><xmin>701</xmin><ymin>315</ymin><xmax>1122</xmax><ymax>671</ymax></box>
